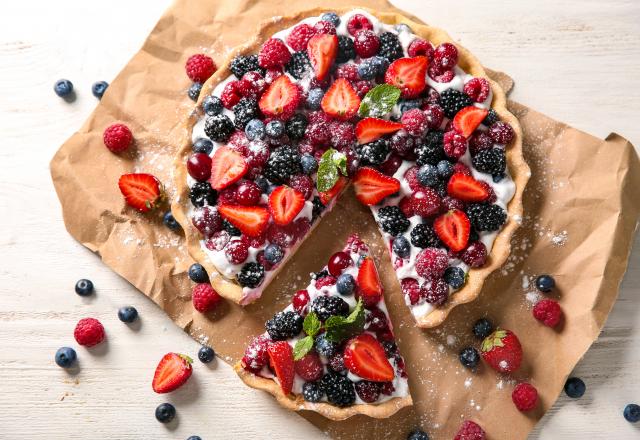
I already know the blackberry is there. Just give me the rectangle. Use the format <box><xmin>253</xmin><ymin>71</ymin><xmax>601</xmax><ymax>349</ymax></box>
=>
<box><xmin>311</xmin><ymin>295</ymin><xmax>349</xmax><ymax>321</ymax></box>
<box><xmin>392</xmin><ymin>235</ymin><xmax>411</xmax><ymax>258</ymax></box>
<box><xmin>222</xmin><ymin>219</ymin><xmax>241</xmax><ymax>236</ymax></box>
<box><xmin>204</xmin><ymin>114</ymin><xmax>235</xmax><ymax>143</ymax></box>
<box><xmin>237</xmin><ymin>262</ymin><xmax>265</xmax><ymax>288</ymax></box>
<box><xmin>483</xmin><ymin>108</ymin><xmax>499</xmax><ymax>126</ymax></box>
<box><xmin>357</xmin><ymin>60</ymin><xmax>377</xmax><ymax>80</ymax></box>
<box><xmin>378</xmin><ymin>32</ymin><xmax>403</xmax><ymax>61</ymax></box>
<box><xmin>439</xmin><ymin>89</ymin><xmax>473</xmax><ymax>118</ymax></box>
<box><xmin>319</xmin><ymin>373</ymin><xmax>355</xmax><ymax>407</ymax></box>
<box><xmin>410</xmin><ymin>223</ymin><xmax>441</xmax><ymax>248</ymax></box>
<box><xmin>336</xmin><ymin>36</ymin><xmax>356</xmax><ymax>63</ymax></box>
<box><xmin>312</xmin><ymin>196</ymin><xmax>325</xmax><ymax>221</ymax></box>
<box><xmin>189</xmin><ymin>182</ymin><xmax>217</xmax><ymax>207</ymax></box>
<box><xmin>377</xmin><ymin>206</ymin><xmax>410</xmax><ymax>236</ymax></box>
<box><xmin>188</xmin><ymin>82</ymin><xmax>203</xmax><ymax>101</ymax></box>
<box><xmin>472</xmin><ymin>318</ymin><xmax>494</xmax><ymax>340</ymax></box>
<box><xmin>415</xmin><ymin>130</ymin><xmax>445</xmax><ymax>166</ymax></box>
<box><xmin>358</xmin><ymin>139</ymin><xmax>389</xmax><ymax>166</ymax></box>
<box><xmin>472</xmin><ymin>148</ymin><xmax>506</xmax><ymax>178</ymax></box>
<box><xmin>444</xmin><ymin>266</ymin><xmax>466</xmax><ymax>289</ymax></box>
<box><xmin>302</xmin><ymin>382</ymin><xmax>324</xmax><ymax>402</ymax></box>
<box><xmin>382</xmin><ymin>341</ymin><xmax>398</xmax><ymax>358</ymax></box>
<box><xmin>466</xmin><ymin>203</ymin><xmax>507</xmax><ymax>232</ymax></box>
<box><xmin>285</xmin><ymin>113</ymin><xmax>308</xmax><ymax>140</ymax></box>
<box><xmin>314</xmin><ymin>333</ymin><xmax>338</xmax><ymax>357</ymax></box>
<box><xmin>434</xmin><ymin>180</ymin><xmax>447</xmax><ymax>197</ymax></box>
<box><xmin>265</xmin><ymin>311</ymin><xmax>303</xmax><ymax>340</ymax></box>
<box><xmin>233</xmin><ymin>97</ymin><xmax>259</xmax><ymax>129</ymax></box>
<box><xmin>230</xmin><ymin>54</ymin><xmax>262</xmax><ymax>79</ymax></box>
<box><xmin>286</xmin><ymin>51</ymin><xmax>312</xmax><ymax>80</ymax></box>
<box><xmin>459</xmin><ymin>347</ymin><xmax>480</xmax><ymax>369</ymax></box>
<box><xmin>264</xmin><ymin>146</ymin><xmax>302</xmax><ymax>184</ymax></box>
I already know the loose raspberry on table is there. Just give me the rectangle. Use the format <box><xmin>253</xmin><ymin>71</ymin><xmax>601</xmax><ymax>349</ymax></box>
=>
<box><xmin>74</xmin><ymin>318</ymin><xmax>105</xmax><ymax>347</ymax></box>
<box><xmin>464</xmin><ymin>77</ymin><xmax>490</xmax><ymax>103</ymax></box>
<box><xmin>533</xmin><ymin>299</ymin><xmax>563</xmax><ymax>327</ymax></box>
<box><xmin>488</xmin><ymin>121</ymin><xmax>515</xmax><ymax>144</ymax></box>
<box><xmin>258</xmin><ymin>38</ymin><xmax>291</xmax><ymax>69</ymax></box>
<box><xmin>221</xmin><ymin>80</ymin><xmax>243</xmax><ymax>109</ymax></box>
<box><xmin>192</xmin><ymin>283</ymin><xmax>222</xmax><ymax>313</ymax></box>
<box><xmin>401</xmin><ymin>108</ymin><xmax>428</xmax><ymax>137</ymax></box>
<box><xmin>353</xmin><ymin>30</ymin><xmax>380</xmax><ymax>59</ymax></box>
<box><xmin>185</xmin><ymin>54</ymin><xmax>217</xmax><ymax>83</ymax></box>
<box><xmin>433</xmin><ymin>42</ymin><xmax>459</xmax><ymax>70</ymax></box>
<box><xmin>286</xmin><ymin>23</ymin><xmax>317</xmax><ymax>51</ymax></box>
<box><xmin>408</xmin><ymin>38</ymin><xmax>434</xmax><ymax>58</ymax></box>
<box><xmin>347</xmin><ymin>13</ymin><xmax>373</xmax><ymax>36</ymax></box>
<box><xmin>103</xmin><ymin>123</ymin><xmax>132</xmax><ymax>153</ymax></box>
<box><xmin>420</xmin><ymin>277</ymin><xmax>449</xmax><ymax>305</ymax></box>
<box><xmin>443</xmin><ymin>130</ymin><xmax>468</xmax><ymax>159</ymax></box>
<box><xmin>512</xmin><ymin>382</ymin><xmax>539</xmax><ymax>411</ymax></box>
<box><xmin>415</xmin><ymin>247</ymin><xmax>448</xmax><ymax>279</ymax></box>
<box><xmin>454</xmin><ymin>420</ymin><xmax>486</xmax><ymax>440</ymax></box>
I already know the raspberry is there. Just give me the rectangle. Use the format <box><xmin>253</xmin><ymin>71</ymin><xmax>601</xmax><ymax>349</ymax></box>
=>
<box><xmin>442</xmin><ymin>196</ymin><xmax>465</xmax><ymax>211</ymax></box>
<box><xmin>328</xmin><ymin>352</ymin><xmax>346</xmax><ymax>373</ymax></box>
<box><xmin>353</xmin><ymin>30</ymin><xmax>380</xmax><ymax>58</ymax></box>
<box><xmin>460</xmin><ymin>241</ymin><xmax>487</xmax><ymax>268</ymax></box>
<box><xmin>224</xmin><ymin>239</ymin><xmax>249</xmax><ymax>264</ymax></box>
<box><xmin>103</xmin><ymin>123</ymin><xmax>132</xmax><ymax>153</ymax></box>
<box><xmin>454</xmin><ymin>420</ymin><xmax>486</xmax><ymax>440</ymax></box>
<box><xmin>401</xmin><ymin>108</ymin><xmax>428</xmax><ymax>137</ymax></box>
<box><xmin>315</xmin><ymin>275</ymin><xmax>337</xmax><ymax>290</ymax></box>
<box><xmin>347</xmin><ymin>14</ymin><xmax>373</xmax><ymax>36</ymax></box>
<box><xmin>238</xmin><ymin>71</ymin><xmax>266</xmax><ymax>99</ymax></box>
<box><xmin>267</xmin><ymin>222</ymin><xmax>297</xmax><ymax>248</ymax></box>
<box><xmin>404</xmin><ymin>166</ymin><xmax>425</xmax><ymax>192</ymax></box>
<box><xmin>258</xmin><ymin>38</ymin><xmax>291</xmax><ymax>69</ymax></box>
<box><xmin>307</xmin><ymin>110</ymin><xmax>331</xmax><ymax>124</ymax></box>
<box><xmin>420</xmin><ymin>277</ymin><xmax>449</xmax><ymax>305</ymax></box>
<box><xmin>511</xmin><ymin>382</ymin><xmax>539</xmax><ymax>411</ymax></box>
<box><xmin>353</xmin><ymin>80</ymin><xmax>374</xmax><ymax>98</ymax></box>
<box><xmin>264</xmin><ymin>68</ymin><xmax>283</xmax><ymax>83</ymax></box>
<box><xmin>246</xmin><ymin>141</ymin><xmax>270</xmax><ymax>169</ymax></box>
<box><xmin>192</xmin><ymin>283</ymin><xmax>222</xmax><ymax>313</ymax></box>
<box><xmin>488</xmin><ymin>121</ymin><xmax>515</xmax><ymax>144</ymax></box>
<box><xmin>533</xmin><ymin>299</ymin><xmax>563</xmax><ymax>327</ymax></box>
<box><xmin>205</xmin><ymin>230</ymin><xmax>231</xmax><ymax>251</ymax></box>
<box><xmin>415</xmin><ymin>248</ymin><xmax>448</xmax><ymax>278</ymax></box>
<box><xmin>305</xmin><ymin>121</ymin><xmax>331</xmax><ymax>146</ymax></box>
<box><xmin>398</xmin><ymin>196</ymin><xmax>415</xmax><ymax>217</ymax></box>
<box><xmin>402</xmin><ymin>278</ymin><xmax>421</xmax><ymax>304</ymax></box>
<box><xmin>289</xmin><ymin>174</ymin><xmax>313</xmax><ymax>199</ymax></box>
<box><xmin>345</xmin><ymin>233</ymin><xmax>368</xmax><ymax>253</ymax></box>
<box><xmin>411</xmin><ymin>188</ymin><xmax>441</xmax><ymax>218</ymax></box>
<box><xmin>314</xmin><ymin>20</ymin><xmax>336</xmax><ymax>35</ymax></box>
<box><xmin>292</xmin><ymin>289</ymin><xmax>310</xmax><ymax>314</ymax></box>
<box><xmin>453</xmin><ymin>162</ymin><xmax>471</xmax><ymax>175</ymax></box>
<box><xmin>464</xmin><ymin>77</ymin><xmax>490</xmax><ymax>103</ymax></box>
<box><xmin>428</xmin><ymin>65</ymin><xmax>455</xmax><ymax>83</ymax></box>
<box><xmin>294</xmin><ymin>351</ymin><xmax>324</xmax><ymax>381</ymax></box>
<box><xmin>242</xmin><ymin>335</ymin><xmax>270</xmax><ymax>373</ymax></box>
<box><xmin>433</xmin><ymin>42</ymin><xmax>458</xmax><ymax>70</ymax></box>
<box><xmin>286</xmin><ymin>23</ymin><xmax>316</xmax><ymax>51</ymax></box>
<box><xmin>221</xmin><ymin>80</ymin><xmax>243</xmax><ymax>109</ymax></box>
<box><xmin>191</xmin><ymin>206</ymin><xmax>222</xmax><ymax>237</ymax></box>
<box><xmin>423</xmin><ymin>104</ymin><xmax>444</xmax><ymax>129</ymax></box>
<box><xmin>424</xmin><ymin>88</ymin><xmax>440</xmax><ymax>105</ymax></box>
<box><xmin>407</xmin><ymin>38</ymin><xmax>434</xmax><ymax>58</ymax></box>
<box><xmin>443</xmin><ymin>131</ymin><xmax>468</xmax><ymax>159</ymax></box>
<box><xmin>335</xmin><ymin>63</ymin><xmax>359</xmax><ymax>82</ymax></box>
<box><xmin>330</xmin><ymin>122</ymin><xmax>356</xmax><ymax>149</ymax></box>
<box><xmin>185</xmin><ymin>54</ymin><xmax>217</xmax><ymax>83</ymax></box>
<box><xmin>390</xmin><ymin>131</ymin><xmax>417</xmax><ymax>157</ymax></box>
<box><xmin>380</xmin><ymin>381</ymin><xmax>395</xmax><ymax>395</ymax></box>
<box><xmin>469</xmin><ymin>132</ymin><xmax>494</xmax><ymax>156</ymax></box>
<box><xmin>73</xmin><ymin>318</ymin><xmax>105</xmax><ymax>347</ymax></box>
<box><xmin>354</xmin><ymin>381</ymin><xmax>381</xmax><ymax>403</ymax></box>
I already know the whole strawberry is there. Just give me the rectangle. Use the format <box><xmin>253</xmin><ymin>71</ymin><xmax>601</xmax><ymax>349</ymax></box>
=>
<box><xmin>480</xmin><ymin>328</ymin><xmax>522</xmax><ymax>373</ymax></box>
<box><xmin>454</xmin><ymin>420</ymin><xmax>485</xmax><ymax>440</ymax></box>
<box><xmin>192</xmin><ymin>283</ymin><xmax>222</xmax><ymax>313</ymax></box>
<box><xmin>74</xmin><ymin>317</ymin><xmax>105</xmax><ymax>347</ymax></box>
<box><xmin>152</xmin><ymin>352</ymin><xmax>193</xmax><ymax>393</ymax></box>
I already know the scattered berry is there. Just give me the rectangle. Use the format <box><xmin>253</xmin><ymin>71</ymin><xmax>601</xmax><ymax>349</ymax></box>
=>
<box><xmin>459</xmin><ymin>347</ymin><xmax>480</xmax><ymax>369</ymax></box>
<box><xmin>185</xmin><ymin>54</ymin><xmax>216</xmax><ymax>82</ymax></box>
<box><xmin>91</xmin><ymin>81</ymin><xmax>109</xmax><ymax>99</ymax></box>
<box><xmin>623</xmin><ymin>403</ymin><xmax>640</xmax><ymax>423</ymax></box>
<box><xmin>188</xmin><ymin>263</ymin><xmax>208</xmax><ymax>283</ymax></box>
<box><xmin>152</xmin><ymin>352</ymin><xmax>193</xmax><ymax>393</ymax></box>
<box><xmin>480</xmin><ymin>328</ymin><xmax>523</xmax><ymax>373</ymax></box>
<box><xmin>103</xmin><ymin>123</ymin><xmax>133</xmax><ymax>153</ymax></box>
<box><xmin>535</xmin><ymin>274</ymin><xmax>555</xmax><ymax>292</ymax></box>
<box><xmin>512</xmin><ymin>382</ymin><xmax>538</xmax><ymax>412</ymax></box>
<box><xmin>155</xmin><ymin>403</ymin><xmax>176</xmax><ymax>424</ymax></box>
<box><xmin>407</xmin><ymin>429</ymin><xmax>430</xmax><ymax>440</ymax></box>
<box><xmin>564</xmin><ymin>377</ymin><xmax>586</xmax><ymax>398</ymax></box>
<box><xmin>54</xmin><ymin>79</ymin><xmax>73</xmax><ymax>97</ymax></box>
<box><xmin>533</xmin><ymin>299</ymin><xmax>563</xmax><ymax>327</ymax></box>
<box><xmin>454</xmin><ymin>420</ymin><xmax>485</xmax><ymax>440</ymax></box>
<box><xmin>118</xmin><ymin>306</ymin><xmax>138</xmax><ymax>323</ymax></box>
<box><xmin>188</xmin><ymin>82</ymin><xmax>202</xmax><ymax>101</ymax></box>
<box><xmin>192</xmin><ymin>283</ymin><xmax>222</xmax><ymax>313</ymax></box>
<box><xmin>74</xmin><ymin>317</ymin><xmax>105</xmax><ymax>347</ymax></box>
<box><xmin>55</xmin><ymin>347</ymin><xmax>77</xmax><ymax>368</ymax></box>
<box><xmin>75</xmin><ymin>279</ymin><xmax>94</xmax><ymax>296</ymax></box>
<box><xmin>472</xmin><ymin>318</ymin><xmax>493</xmax><ymax>339</ymax></box>
<box><xmin>198</xmin><ymin>346</ymin><xmax>215</xmax><ymax>363</ymax></box>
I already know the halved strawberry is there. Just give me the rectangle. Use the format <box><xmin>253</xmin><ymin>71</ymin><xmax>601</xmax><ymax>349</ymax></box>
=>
<box><xmin>258</xmin><ymin>75</ymin><xmax>301</xmax><ymax>120</ymax></box>
<box><xmin>118</xmin><ymin>173</ymin><xmax>163</xmax><ymax>212</ymax></box>
<box><xmin>319</xmin><ymin>176</ymin><xmax>347</xmax><ymax>205</ymax></box>
<box><xmin>267</xmin><ymin>341</ymin><xmax>295</xmax><ymax>395</ymax></box>
<box><xmin>307</xmin><ymin>33</ymin><xmax>337</xmax><ymax>81</ymax></box>
<box><xmin>353</xmin><ymin>167</ymin><xmax>400</xmax><ymax>205</ymax></box>
<box><xmin>447</xmin><ymin>172</ymin><xmax>490</xmax><ymax>202</ymax></box>
<box><xmin>218</xmin><ymin>204</ymin><xmax>270</xmax><ymax>237</ymax></box>
<box><xmin>453</xmin><ymin>106</ymin><xmax>489</xmax><ymax>137</ymax></box>
<box><xmin>268</xmin><ymin>186</ymin><xmax>305</xmax><ymax>225</ymax></box>
<box><xmin>355</xmin><ymin>117</ymin><xmax>403</xmax><ymax>144</ymax></box>
<box><xmin>152</xmin><ymin>353</ymin><xmax>193</xmax><ymax>393</ymax></box>
<box><xmin>321</xmin><ymin>78</ymin><xmax>360</xmax><ymax>121</ymax></box>
<box><xmin>384</xmin><ymin>56</ymin><xmax>428</xmax><ymax>98</ymax></box>
<box><xmin>343</xmin><ymin>333</ymin><xmax>394</xmax><ymax>382</ymax></box>
<box><xmin>357</xmin><ymin>256</ymin><xmax>383</xmax><ymax>306</ymax></box>
<box><xmin>433</xmin><ymin>209</ymin><xmax>471</xmax><ymax>252</ymax></box>
<box><xmin>209</xmin><ymin>146</ymin><xmax>248</xmax><ymax>190</ymax></box>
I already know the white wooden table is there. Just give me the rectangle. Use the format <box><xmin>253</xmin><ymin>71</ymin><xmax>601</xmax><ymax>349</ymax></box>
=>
<box><xmin>1</xmin><ymin>0</ymin><xmax>639</xmax><ymax>438</ymax></box>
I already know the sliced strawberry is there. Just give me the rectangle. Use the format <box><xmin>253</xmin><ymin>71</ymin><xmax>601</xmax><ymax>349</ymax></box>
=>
<box><xmin>357</xmin><ymin>256</ymin><xmax>382</xmax><ymax>300</ymax></box>
<box><xmin>384</xmin><ymin>56</ymin><xmax>428</xmax><ymax>98</ymax></box>
<box><xmin>319</xmin><ymin>176</ymin><xmax>347</xmax><ymax>205</ymax></box>
<box><xmin>268</xmin><ymin>186</ymin><xmax>305</xmax><ymax>226</ymax></box>
<box><xmin>267</xmin><ymin>341</ymin><xmax>295</xmax><ymax>395</ymax></box>
<box><xmin>321</xmin><ymin>78</ymin><xmax>360</xmax><ymax>121</ymax></box>
<box><xmin>355</xmin><ymin>117</ymin><xmax>403</xmax><ymax>144</ymax></box>
<box><xmin>209</xmin><ymin>146</ymin><xmax>248</xmax><ymax>190</ymax></box>
<box><xmin>453</xmin><ymin>106</ymin><xmax>489</xmax><ymax>137</ymax></box>
<box><xmin>343</xmin><ymin>333</ymin><xmax>394</xmax><ymax>382</ymax></box>
<box><xmin>258</xmin><ymin>75</ymin><xmax>301</xmax><ymax>119</ymax></box>
<box><xmin>152</xmin><ymin>353</ymin><xmax>193</xmax><ymax>393</ymax></box>
<box><xmin>307</xmin><ymin>33</ymin><xmax>337</xmax><ymax>81</ymax></box>
<box><xmin>118</xmin><ymin>173</ymin><xmax>162</xmax><ymax>212</ymax></box>
<box><xmin>447</xmin><ymin>173</ymin><xmax>490</xmax><ymax>202</ymax></box>
<box><xmin>218</xmin><ymin>204</ymin><xmax>270</xmax><ymax>237</ymax></box>
<box><xmin>433</xmin><ymin>209</ymin><xmax>471</xmax><ymax>252</ymax></box>
<box><xmin>353</xmin><ymin>167</ymin><xmax>400</xmax><ymax>205</ymax></box>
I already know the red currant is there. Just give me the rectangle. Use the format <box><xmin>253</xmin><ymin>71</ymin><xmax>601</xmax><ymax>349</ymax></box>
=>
<box><xmin>292</xmin><ymin>289</ymin><xmax>310</xmax><ymax>314</ymax></box>
<box><xmin>328</xmin><ymin>251</ymin><xmax>353</xmax><ymax>276</ymax></box>
<box><xmin>187</xmin><ymin>153</ymin><xmax>212</xmax><ymax>181</ymax></box>
<box><xmin>235</xmin><ymin>180</ymin><xmax>261</xmax><ymax>206</ymax></box>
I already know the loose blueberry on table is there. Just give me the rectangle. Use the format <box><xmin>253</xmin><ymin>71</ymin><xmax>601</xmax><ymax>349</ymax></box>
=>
<box><xmin>54</xmin><ymin>347</ymin><xmax>77</xmax><ymax>368</ymax></box>
<box><xmin>117</xmin><ymin>306</ymin><xmax>138</xmax><ymax>323</ymax></box>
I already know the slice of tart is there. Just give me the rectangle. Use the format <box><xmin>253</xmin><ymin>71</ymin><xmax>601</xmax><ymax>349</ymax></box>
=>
<box><xmin>234</xmin><ymin>234</ymin><xmax>412</xmax><ymax>420</ymax></box>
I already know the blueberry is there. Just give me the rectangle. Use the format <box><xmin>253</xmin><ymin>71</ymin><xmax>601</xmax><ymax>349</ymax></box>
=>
<box><xmin>300</xmin><ymin>154</ymin><xmax>318</xmax><ymax>175</ymax></box>
<box><xmin>55</xmin><ymin>347</ymin><xmax>77</xmax><ymax>368</ymax></box>
<box><xmin>320</xmin><ymin>12</ymin><xmax>340</xmax><ymax>27</ymax></box>
<box><xmin>264</xmin><ymin>243</ymin><xmax>284</xmax><ymax>264</ymax></box>
<box><xmin>564</xmin><ymin>377</ymin><xmax>586</xmax><ymax>398</ymax></box>
<box><xmin>254</xmin><ymin>176</ymin><xmax>270</xmax><ymax>193</ymax></box>
<box><xmin>75</xmin><ymin>279</ymin><xmax>94</xmax><ymax>296</ymax></box>
<box><xmin>91</xmin><ymin>81</ymin><xmax>109</xmax><ymax>99</ymax></box>
<box><xmin>198</xmin><ymin>346</ymin><xmax>215</xmax><ymax>363</ymax></box>
<box><xmin>357</xmin><ymin>60</ymin><xmax>377</xmax><ymax>80</ymax></box>
<box><xmin>188</xmin><ymin>263</ymin><xmax>209</xmax><ymax>283</ymax></box>
<box><xmin>392</xmin><ymin>236</ymin><xmax>411</xmax><ymax>258</ymax></box>
<box><xmin>336</xmin><ymin>273</ymin><xmax>356</xmax><ymax>296</ymax></box>
<box><xmin>535</xmin><ymin>274</ymin><xmax>555</xmax><ymax>293</ymax></box>
<box><xmin>155</xmin><ymin>403</ymin><xmax>176</xmax><ymax>423</ymax></box>
<box><xmin>54</xmin><ymin>79</ymin><xmax>73</xmax><ymax>97</ymax></box>
<box><xmin>398</xmin><ymin>99</ymin><xmax>422</xmax><ymax>114</ymax></box>
<box><xmin>192</xmin><ymin>138</ymin><xmax>213</xmax><ymax>155</ymax></box>
<box><xmin>459</xmin><ymin>347</ymin><xmax>480</xmax><ymax>369</ymax></box>
<box><xmin>306</xmin><ymin>88</ymin><xmax>324</xmax><ymax>110</ymax></box>
<box><xmin>394</xmin><ymin>23</ymin><xmax>413</xmax><ymax>33</ymax></box>
<box><xmin>117</xmin><ymin>306</ymin><xmax>138</xmax><ymax>323</ymax></box>
<box><xmin>472</xmin><ymin>318</ymin><xmax>493</xmax><ymax>340</ymax></box>
<box><xmin>265</xmin><ymin>120</ymin><xmax>285</xmax><ymax>138</ymax></box>
<box><xmin>245</xmin><ymin>119</ymin><xmax>265</xmax><ymax>140</ymax></box>
<box><xmin>436</xmin><ymin>160</ymin><xmax>454</xmax><ymax>178</ymax></box>
<box><xmin>203</xmin><ymin>95</ymin><xmax>223</xmax><ymax>115</ymax></box>
<box><xmin>187</xmin><ymin>437</ymin><xmax>202</xmax><ymax>440</ymax></box>
<box><xmin>444</xmin><ymin>266</ymin><xmax>466</xmax><ymax>289</ymax></box>
<box><xmin>188</xmin><ymin>82</ymin><xmax>203</xmax><ymax>101</ymax></box>
<box><xmin>163</xmin><ymin>211</ymin><xmax>181</xmax><ymax>231</ymax></box>
<box><xmin>417</xmin><ymin>164</ymin><xmax>439</xmax><ymax>187</ymax></box>
<box><xmin>623</xmin><ymin>403</ymin><xmax>640</xmax><ymax>423</ymax></box>
<box><xmin>369</xmin><ymin>56</ymin><xmax>389</xmax><ymax>76</ymax></box>
<box><xmin>407</xmin><ymin>429</ymin><xmax>429</xmax><ymax>440</ymax></box>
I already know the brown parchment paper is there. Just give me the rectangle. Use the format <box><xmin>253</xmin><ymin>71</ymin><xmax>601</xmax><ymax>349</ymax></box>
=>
<box><xmin>50</xmin><ymin>0</ymin><xmax>640</xmax><ymax>438</ymax></box>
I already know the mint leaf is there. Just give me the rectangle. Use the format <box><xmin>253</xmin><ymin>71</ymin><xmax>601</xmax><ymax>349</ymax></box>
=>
<box><xmin>317</xmin><ymin>148</ymin><xmax>345</xmax><ymax>192</ymax></box>
<box><xmin>325</xmin><ymin>299</ymin><xmax>366</xmax><ymax>343</ymax></box>
<box><xmin>293</xmin><ymin>335</ymin><xmax>314</xmax><ymax>361</ymax></box>
<box><xmin>359</xmin><ymin>84</ymin><xmax>401</xmax><ymax>118</ymax></box>
<box><xmin>303</xmin><ymin>312</ymin><xmax>321</xmax><ymax>337</ymax></box>
<box><xmin>332</xmin><ymin>151</ymin><xmax>347</xmax><ymax>176</ymax></box>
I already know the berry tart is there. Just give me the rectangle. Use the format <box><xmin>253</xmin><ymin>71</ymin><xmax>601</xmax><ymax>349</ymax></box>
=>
<box><xmin>172</xmin><ymin>8</ymin><xmax>529</xmax><ymax>325</ymax></box>
<box><xmin>234</xmin><ymin>234</ymin><xmax>412</xmax><ymax>419</ymax></box>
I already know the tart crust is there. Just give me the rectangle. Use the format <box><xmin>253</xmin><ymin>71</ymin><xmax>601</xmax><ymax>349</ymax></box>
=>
<box><xmin>171</xmin><ymin>8</ymin><xmax>530</xmax><ymax>326</ymax></box>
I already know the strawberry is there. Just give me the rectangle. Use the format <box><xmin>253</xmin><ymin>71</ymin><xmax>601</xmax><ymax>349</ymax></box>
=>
<box><xmin>218</xmin><ymin>204</ymin><xmax>270</xmax><ymax>237</ymax></box>
<box><xmin>480</xmin><ymin>328</ymin><xmax>523</xmax><ymax>373</ymax></box>
<box><xmin>307</xmin><ymin>33</ymin><xmax>337</xmax><ymax>81</ymax></box>
<box><xmin>353</xmin><ymin>167</ymin><xmax>400</xmax><ymax>206</ymax></box>
<box><xmin>343</xmin><ymin>333</ymin><xmax>394</xmax><ymax>382</ymax></box>
<box><xmin>384</xmin><ymin>56</ymin><xmax>428</xmax><ymax>98</ymax></box>
<box><xmin>268</xmin><ymin>186</ymin><xmax>305</xmax><ymax>225</ymax></box>
<box><xmin>355</xmin><ymin>117</ymin><xmax>403</xmax><ymax>144</ymax></box>
<box><xmin>447</xmin><ymin>173</ymin><xmax>490</xmax><ymax>202</ymax></box>
<box><xmin>321</xmin><ymin>78</ymin><xmax>360</xmax><ymax>121</ymax></box>
<box><xmin>209</xmin><ymin>146</ymin><xmax>248</xmax><ymax>190</ymax></box>
<box><xmin>319</xmin><ymin>176</ymin><xmax>347</xmax><ymax>205</ymax></box>
<box><xmin>453</xmin><ymin>106</ymin><xmax>489</xmax><ymax>137</ymax></box>
<box><xmin>434</xmin><ymin>209</ymin><xmax>471</xmax><ymax>252</ymax></box>
<box><xmin>267</xmin><ymin>341</ymin><xmax>295</xmax><ymax>395</ymax></box>
<box><xmin>356</xmin><ymin>256</ymin><xmax>383</xmax><ymax>306</ymax></box>
<box><xmin>118</xmin><ymin>173</ymin><xmax>163</xmax><ymax>212</ymax></box>
<box><xmin>258</xmin><ymin>75</ymin><xmax>301</xmax><ymax>120</ymax></box>
<box><xmin>152</xmin><ymin>353</ymin><xmax>193</xmax><ymax>393</ymax></box>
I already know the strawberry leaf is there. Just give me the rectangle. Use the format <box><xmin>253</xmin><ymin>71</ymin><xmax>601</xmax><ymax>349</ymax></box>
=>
<box><xmin>325</xmin><ymin>299</ymin><xmax>365</xmax><ymax>342</ymax></box>
<box><xmin>293</xmin><ymin>335</ymin><xmax>314</xmax><ymax>361</ymax></box>
<box><xmin>303</xmin><ymin>312</ymin><xmax>321</xmax><ymax>337</ymax></box>
<box><xmin>481</xmin><ymin>328</ymin><xmax>507</xmax><ymax>352</ymax></box>
<box><xmin>359</xmin><ymin>84</ymin><xmax>401</xmax><ymax>118</ymax></box>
